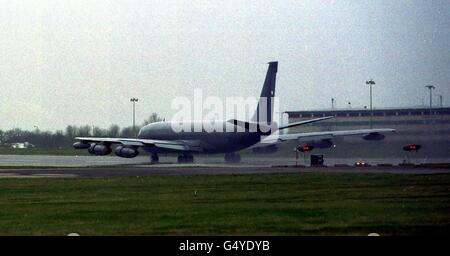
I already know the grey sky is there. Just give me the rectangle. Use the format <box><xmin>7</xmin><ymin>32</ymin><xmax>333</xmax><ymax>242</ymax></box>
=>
<box><xmin>0</xmin><ymin>0</ymin><xmax>449</xmax><ymax>131</ymax></box>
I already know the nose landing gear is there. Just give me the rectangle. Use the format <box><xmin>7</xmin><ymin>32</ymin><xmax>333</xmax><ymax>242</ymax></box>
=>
<box><xmin>177</xmin><ymin>154</ymin><xmax>194</xmax><ymax>163</ymax></box>
<box><xmin>224</xmin><ymin>153</ymin><xmax>241</xmax><ymax>163</ymax></box>
<box><xmin>150</xmin><ymin>153</ymin><xmax>159</xmax><ymax>164</ymax></box>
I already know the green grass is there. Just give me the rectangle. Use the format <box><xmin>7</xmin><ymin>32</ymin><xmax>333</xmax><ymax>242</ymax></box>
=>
<box><xmin>0</xmin><ymin>172</ymin><xmax>448</xmax><ymax>235</ymax></box>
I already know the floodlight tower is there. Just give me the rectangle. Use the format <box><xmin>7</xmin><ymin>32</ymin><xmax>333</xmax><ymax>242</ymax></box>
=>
<box><xmin>425</xmin><ymin>85</ymin><xmax>435</xmax><ymax>115</ymax></box>
<box><xmin>130</xmin><ymin>97</ymin><xmax>139</xmax><ymax>137</ymax></box>
<box><xmin>366</xmin><ymin>79</ymin><xmax>376</xmax><ymax>128</ymax></box>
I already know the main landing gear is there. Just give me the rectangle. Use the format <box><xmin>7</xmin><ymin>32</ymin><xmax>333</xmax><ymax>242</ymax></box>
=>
<box><xmin>224</xmin><ymin>153</ymin><xmax>241</xmax><ymax>163</ymax></box>
<box><xmin>150</xmin><ymin>153</ymin><xmax>159</xmax><ymax>164</ymax></box>
<box><xmin>178</xmin><ymin>154</ymin><xmax>194</xmax><ymax>163</ymax></box>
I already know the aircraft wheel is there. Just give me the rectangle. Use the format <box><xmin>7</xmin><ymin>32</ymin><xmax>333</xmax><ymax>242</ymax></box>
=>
<box><xmin>225</xmin><ymin>153</ymin><xmax>241</xmax><ymax>163</ymax></box>
<box><xmin>234</xmin><ymin>154</ymin><xmax>241</xmax><ymax>163</ymax></box>
<box><xmin>178</xmin><ymin>154</ymin><xmax>194</xmax><ymax>163</ymax></box>
<box><xmin>151</xmin><ymin>153</ymin><xmax>159</xmax><ymax>164</ymax></box>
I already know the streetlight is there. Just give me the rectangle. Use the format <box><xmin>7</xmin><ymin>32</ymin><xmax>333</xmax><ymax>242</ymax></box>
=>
<box><xmin>130</xmin><ymin>97</ymin><xmax>139</xmax><ymax>137</ymax></box>
<box><xmin>366</xmin><ymin>79</ymin><xmax>376</xmax><ymax>129</ymax></box>
<box><xmin>331</xmin><ymin>98</ymin><xmax>335</xmax><ymax>109</ymax></box>
<box><xmin>425</xmin><ymin>85</ymin><xmax>435</xmax><ymax>115</ymax></box>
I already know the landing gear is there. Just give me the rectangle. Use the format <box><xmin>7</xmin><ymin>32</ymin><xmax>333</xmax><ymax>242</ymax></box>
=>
<box><xmin>177</xmin><ymin>154</ymin><xmax>194</xmax><ymax>163</ymax></box>
<box><xmin>150</xmin><ymin>153</ymin><xmax>159</xmax><ymax>164</ymax></box>
<box><xmin>224</xmin><ymin>153</ymin><xmax>241</xmax><ymax>163</ymax></box>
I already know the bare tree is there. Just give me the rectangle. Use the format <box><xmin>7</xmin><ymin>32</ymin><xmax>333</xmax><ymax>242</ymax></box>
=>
<box><xmin>107</xmin><ymin>124</ymin><xmax>121</xmax><ymax>137</ymax></box>
<box><xmin>120</xmin><ymin>126</ymin><xmax>135</xmax><ymax>138</ymax></box>
<box><xmin>78</xmin><ymin>125</ymin><xmax>92</xmax><ymax>136</ymax></box>
<box><xmin>92</xmin><ymin>126</ymin><xmax>107</xmax><ymax>137</ymax></box>
<box><xmin>143</xmin><ymin>113</ymin><xmax>163</xmax><ymax>125</ymax></box>
<box><xmin>65</xmin><ymin>125</ymin><xmax>78</xmax><ymax>139</ymax></box>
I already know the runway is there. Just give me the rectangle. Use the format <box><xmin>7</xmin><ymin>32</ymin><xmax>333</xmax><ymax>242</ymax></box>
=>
<box><xmin>0</xmin><ymin>154</ymin><xmax>146</xmax><ymax>167</ymax></box>
<box><xmin>0</xmin><ymin>154</ymin><xmax>449</xmax><ymax>177</ymax></box>
<box><xmin>1</xmin><ymin>154</ymin><xmax>448</xmax><ymax>167</ymax></box>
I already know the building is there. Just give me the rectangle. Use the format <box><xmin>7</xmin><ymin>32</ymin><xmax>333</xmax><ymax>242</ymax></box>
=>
<box><xmin>283</xmin><ymin>107</ymin><xmax>450</xmax><ymax>158</ymax></box>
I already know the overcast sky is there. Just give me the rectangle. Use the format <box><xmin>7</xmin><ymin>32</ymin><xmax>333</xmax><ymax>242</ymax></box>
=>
<box><xmin>0</xmin><ymin>0</ymin><xmax>449</xmax><ymax>131</ymax></box>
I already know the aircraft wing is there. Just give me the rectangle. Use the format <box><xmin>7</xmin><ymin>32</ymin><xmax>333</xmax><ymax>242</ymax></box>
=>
<box><xmin>278</xmin><ymin>116</ymin><xmax>334</xmax><ymax>130</ymax></box>
<box><xmin>74</xmin><ymin>137</ymin><xmax>203</xmax><ymax>152</ymax></box>
<box><xmin>255</xmin><ymin>128</ymin><xmax>396</xmax><ymax>145</ymax></box>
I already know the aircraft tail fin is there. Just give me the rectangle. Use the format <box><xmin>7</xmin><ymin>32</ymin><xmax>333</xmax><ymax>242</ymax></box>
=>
<box><xmin>251</xmin><ymin>61</ymin><xmax>278</xmax><ymax>124</ymax></box>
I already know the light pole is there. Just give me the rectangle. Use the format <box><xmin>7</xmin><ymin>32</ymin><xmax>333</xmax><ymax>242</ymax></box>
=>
<box><xmin>331</xmin><ymin>98</ymin><xmax>335</xmax><ymax>109</ymax></box>
<box><xmin>366</xmin><ymin>79</ymin><xmax>375</xmax><ymax>129</ymax></box>
<box><xmin>130</xmin><ymin>97</ymin><xmax>139</xmax><ymax>137</ymax></box>
<box><xmin>425</xmin><ymin>85</ymin><xmax>435</xmax><ymax>115</ymax></box>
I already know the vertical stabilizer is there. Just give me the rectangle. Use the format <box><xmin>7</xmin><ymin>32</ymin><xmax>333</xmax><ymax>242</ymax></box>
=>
<box><xmin>251</xmin><ymin>61</ymin><xmax>278</xmax><ymax>124</ymax></box>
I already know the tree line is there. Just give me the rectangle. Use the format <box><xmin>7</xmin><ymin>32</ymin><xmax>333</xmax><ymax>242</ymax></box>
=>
<box><xmin>0</xmin><ymin>113</ymin><xmax>163</xmax><ymax>148</ymax></box>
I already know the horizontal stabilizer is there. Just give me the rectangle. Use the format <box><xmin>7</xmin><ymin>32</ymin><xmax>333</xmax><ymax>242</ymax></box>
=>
<box><xmin>227</xmin><ymin>119</ymin><xmax>273</xmax><ymax>133</ymax></box>
<box><xmin>278</xmin><ymin>116</ymin><xmax>333</xmax><ymax>130</ymax></box>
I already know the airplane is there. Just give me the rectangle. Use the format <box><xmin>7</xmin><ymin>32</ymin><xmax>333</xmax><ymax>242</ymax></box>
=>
<box><xmin>73</xmin><ymin>61</ymin><xmax>395</xmax><ymax>163</ymax></box>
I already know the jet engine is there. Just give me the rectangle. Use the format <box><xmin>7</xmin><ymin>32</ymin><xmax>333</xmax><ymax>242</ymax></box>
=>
<box><xmin>88</xmin><ymin>144</ymin><xmax>112</xmax><ymax>156</ymax></box>
<box><xmin>362</xmin><ymin>132</ymin><xmax>385</xmax><ymax>141</ymax></box>
<box><xmin>114</xmin><ymin>145</ymin><xmax>139</xmax><ymax>158</ymax></box>
<box><xmin>73</xmin><ymin>142</ymin><xmax>90</xmax><ymax>149</ymax></box>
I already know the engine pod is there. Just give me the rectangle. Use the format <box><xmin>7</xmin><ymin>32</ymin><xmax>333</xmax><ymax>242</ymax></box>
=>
<box><xmin>362</xmin><ymin>132</ymin><xmax>385</xmax><ymax>141</ymax></box>
<box><xmin>115</xmin><ymin>145</ymin><xmax>139</xmax><ymax>158</ymax></box>
<box><xmin>73</xmin><ymin>142</ymin><xmax>90</xmax><ymax>149</ymax></box>
<box><xmin>88</xmin><ymin>144</ymin><xmax>112</xmax><ymax>156</ymax></box>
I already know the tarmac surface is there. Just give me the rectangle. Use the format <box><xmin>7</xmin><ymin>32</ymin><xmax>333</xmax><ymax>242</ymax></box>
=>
<box><xmin>0</xmin><ymin>154</ymin><xmax>449</xmax><ymax>178</ymax></box>
<box><xmin>1</xmin><ymin>154</ymin><xmax>448</xmax><ymax>167</ymax></box>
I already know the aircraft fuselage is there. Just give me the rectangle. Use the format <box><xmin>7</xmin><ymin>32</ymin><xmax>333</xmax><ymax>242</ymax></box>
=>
<box><xmin>138</xmin><ymin>121</ymin><xmax>262</xmax><ymax>154</ymax></box>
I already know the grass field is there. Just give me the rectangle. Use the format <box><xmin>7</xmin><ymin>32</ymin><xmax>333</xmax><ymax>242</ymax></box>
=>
<box><xmin>0</xmin><ymin>172</ymin><xmax>449</xmax><ymax>235</ymax></box>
